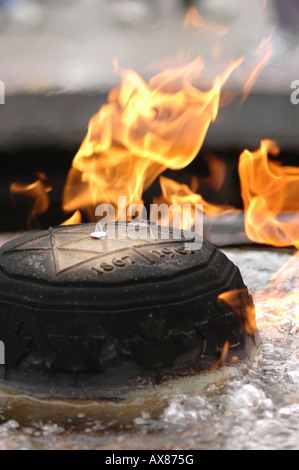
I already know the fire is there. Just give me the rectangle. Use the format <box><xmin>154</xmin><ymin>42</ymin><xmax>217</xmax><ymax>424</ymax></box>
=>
<box><xmin>154</xmin><ymin>174</ymin><xmax>241</xmax><ymax>231</ymax></box>
<box><xmin>11</xmin><ymin>7</ymin><xmax>272</xmax><ymax>235</ymax></box>
<box><xmin>220</xmin><ymin>139</ymin><xmax>299</xmax><ymax>333</ymax></box>
<box><xmin>62</xmin><ymin>56</ymin><xmax>243</xmax><ymax>222</ymax></box>
<box><xmin>241</xmin><ymin>33</ymin><xmax>274</xmax><ymax>103</ymax></box>
<box><xmin>239</xmin><ymin>140</ymin><xmax>299</xmax><ymax>248</ymax></box>
<box><xmin>60</xmin><ymin>210</ymin><xmax>82</xmax><ymax>226</ymax></box>
<box><xmin>183</xmin><ymin>6</ymin><xmax>229</xmax><ymax>37</ymax></box>
<box><xmin>255</xmin><ymin>252</ymin><xmax>299</xmax><ymax>329</ymax></box>
<box><xmin>60</xmin><ymin>10</ymin><xmax>272</xmax><ymax>231</ymax></box>
<box><xmin>219</xmin><ymin>289</ymin><xmax>257</xmax><ymax>336</ymax></box>
<box><xmin>9</xmin><ymin>8</ymin><xmax>297</xmax><ymax>338</ymax></box>
<box><xmin>10</xmin><ymin>175</ymin><xmax>52</xmax><ymax>230</ymax></box>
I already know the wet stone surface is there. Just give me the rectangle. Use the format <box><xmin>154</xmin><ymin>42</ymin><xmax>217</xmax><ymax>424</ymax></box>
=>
<box><xmin>0</xmin><ymin>243</ymin><xmax>298</xmax><ymax>450</ymax></box>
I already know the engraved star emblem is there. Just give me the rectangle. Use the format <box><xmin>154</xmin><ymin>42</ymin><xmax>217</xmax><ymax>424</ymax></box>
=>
<box><xmin>5</xmin><ymin>224</ymin><xmax>195</xmax><ymax>277</ymax></box>
<box><xmin>9</xmin><ymin>227</ymin><xmax>108</xmax><ymax>276</ymax></box>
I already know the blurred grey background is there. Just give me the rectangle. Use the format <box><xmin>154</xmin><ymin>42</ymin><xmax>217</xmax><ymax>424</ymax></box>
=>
<box><xmin>0</xmin><ymin>0</ymin><xmax>298</xmax><ymax>152</ymax></box>
<box><xmin>0</xmin><ymin>0</ymin><xmax>298</xmax><ymax>94</ymax></box>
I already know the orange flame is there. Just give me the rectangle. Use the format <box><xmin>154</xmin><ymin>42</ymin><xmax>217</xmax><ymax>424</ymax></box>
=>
<box><xmin>10</xmin><ymin>176</ymin><xmax>52</xmax><ymax>230</ymax></box>
<box><xmin>61</xmin><ymin>8</ymin><xmax>279</xmax><ymax>230</ymax></box>
<box><xmin>224</xmin><ymin>139</ymin><xmax>299</xmax><ymax>330</ymax></box>
<box><xmin>155</xmin><ymin>174</ymin><xmax>241</xmax><ymax>231</ymax></box>
<box><xmin>239</xmin><ymin>140</ymin><xmax>299</xmax><ymax>248</ymax></box>
<box><xmin>61</xmin><ymin>210</ymin><xmax>82</xmax><ymax>226</ymax></box>
<box><xmin>241</xmin><ymin>33</ymin><xmax>274</xmax><ymax>103</ymax></box>
<box><xmin>183</xmin><ymin>7</ymin><xmax>229</xmax><ymax>37</ymax></box>
<box><xmin>62</xmin><ymin>57</ymin><xmax>243</xmax><ymax>221</ymax></box>
<box><xmin>218</xmin><ymin>289</ymin><xmax>257</xmax><ymax>336</ymax></box>
<box><xmin>255</xmin><ymin>251</ymin><xmax>298</xmax><ymax>328</ymax></box>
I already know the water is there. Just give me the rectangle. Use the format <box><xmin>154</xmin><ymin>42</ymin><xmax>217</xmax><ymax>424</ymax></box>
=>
<box><xmin>0</xmin><ymin>247</ymin><xmax>298</xmax><ymax>450</ymax></box>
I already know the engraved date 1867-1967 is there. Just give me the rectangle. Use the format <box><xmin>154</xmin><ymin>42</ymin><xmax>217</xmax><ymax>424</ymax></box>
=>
<box><xmin>91</xmin><ymin>246</ymin><xmax>194</xmax><ymax>276</ymax></box>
